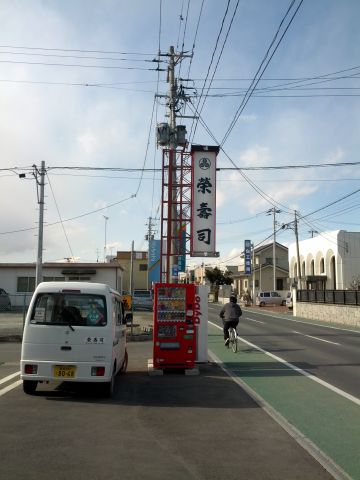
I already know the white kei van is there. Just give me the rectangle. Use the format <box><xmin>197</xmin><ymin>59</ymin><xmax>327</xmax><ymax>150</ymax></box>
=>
<box><xmin>20</xmin><ymin>282</ymin><xmax>129</xmax><ymax>397</ymax></box>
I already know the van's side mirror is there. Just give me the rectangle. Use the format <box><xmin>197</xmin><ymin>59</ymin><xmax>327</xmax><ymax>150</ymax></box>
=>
<box><xmin>124</xmin><ymin>312</ymin><xmax>133</xmax><ymax>325</ymax></box>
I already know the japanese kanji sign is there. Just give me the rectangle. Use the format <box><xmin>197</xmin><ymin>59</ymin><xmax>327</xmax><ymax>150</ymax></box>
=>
<box><xmin>244</xmin><ymin>239</ymin><xmax>252</xmax><ymax>275</ymax></box>
<box><xmin>190</xmin><ymin>146</ymin><xmax>219</xmax><ymax>256</ymax></box>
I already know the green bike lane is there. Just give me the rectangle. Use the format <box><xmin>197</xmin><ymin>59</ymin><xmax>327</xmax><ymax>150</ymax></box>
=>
<box><xmin>208</xmin><ymin>322</ymin><xmax>360</xmax><ymax>480</ymax></box>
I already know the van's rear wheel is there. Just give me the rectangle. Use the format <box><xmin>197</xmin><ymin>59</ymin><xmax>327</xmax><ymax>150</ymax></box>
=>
<box><xmin>259</xmin><ymin>302</ymin><xmax>265</xmax><ymax>307</ymax></box>
<box><xmin>23</xmin><ymin>380</ymin><xmax>38</xmax><ymax>395</ymax></box>
<box><xmin>281</xmin><ymin>300</ymin><xmax>286</xmax><ymax>306</ymax></box>
<box><xmin>99</xmin><ymin>366</ymin><xmax>115</xmax><ymax>398</ymax></box>
<box><xmin>119</xmin><ymin>349</ymin><xmax>128</xmax><ymax>374</ymax></box>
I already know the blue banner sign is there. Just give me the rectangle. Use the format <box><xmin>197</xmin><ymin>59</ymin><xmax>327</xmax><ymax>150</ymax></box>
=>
<box><xmin>244</xmin><ymin>240</ymin><xmax>252</xmax><ymax>275</ymax></box>
<box><xmin>149</xmin><ymin>239</ymin><xmax>161</xmax><ymax>284</ymax></box>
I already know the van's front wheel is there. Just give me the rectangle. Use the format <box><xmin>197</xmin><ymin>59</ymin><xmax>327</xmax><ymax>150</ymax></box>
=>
<box><xmin>23</xmin><ymin>380</ymin><xmax>38</xmax><ymax>395</ymax></box>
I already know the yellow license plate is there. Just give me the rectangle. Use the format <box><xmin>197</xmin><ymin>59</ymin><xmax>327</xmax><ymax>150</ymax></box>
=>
<box><xmin>53</xmin><ymin>365</ymin><xmax>76</xmax><ymax>378</ymax></box>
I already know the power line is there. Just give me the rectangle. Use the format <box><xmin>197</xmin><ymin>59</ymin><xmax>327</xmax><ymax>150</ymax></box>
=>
<box><xmin>46</xmin><ymin>173</ymin><xmax>75</xmax><ymax>260</ymax></box>
<box><xmin>220</xmin><ymin>0</ymin><xmax>304</xmax><ymax>147</ymax></box>
<box><xmin>187</xmin><ymin>100</ymin><xmax>294</xmax><ymax>213</ymax></box>
<box><xmin>301</xmin><ymin>187</ymin><xmax>360</xmax><ymax>219</ymax></box>
<box><xmin>191</xmin><ymin>0</ymin><xmax>241</xmax><ymax>143</ymax></box>
<box><xmin>2</xmin><ymin>159</ymin><xmax>359</xmax><ymax>175</ymax></box>
<box><xmin>0</xmin><ymin>50</ymin><xmax>160</xmax><ymax>63</ymax></box>
<box><xmin>0</xmin><ymin>59</ymin><xmax>163</xmax><ymax>71</ymax></box>
<box><xmin>0</xmin><ymin>44</ymin><xmax>155</xmax><ymax>56</ymax></box>
<box><xmin>0</xmin><ymin>195</ymin><xmax>136</xmax><ymax>236</ymax></box>
<box><xmin>188</xmin><ymin>0</ymin><xmax>232</xmax><ymax>141</ymax></box>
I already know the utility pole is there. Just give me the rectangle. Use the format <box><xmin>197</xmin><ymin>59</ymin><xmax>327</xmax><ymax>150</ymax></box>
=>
<box><xmin>130</xmin><ymin>240</ymin><xmax>134</xmax><ymax>296</ymax></box>
<box><xmin>35</xmin><ymin>161</ymin><xmax>46</xmax><ymax>287</ymax></box>
<box><xmin>267</xmin><ymin>208</ymin><xmax>280</xmax><ymax>291</ymax></box>
<box><xmin>168</xmin><ymin>45</ymin><xmax>178</xmax><ymax>284</ymax></box>
<box><xmin>157</xmin><ymin>46</ymin><xmax>192</xmax><ymax>284</ymax></box>
<box><xmin>252</xmin><ymin>243</ymin><xmax>255</xmax><ymax>303</ymax></box>
<box><xmin>103</xmin><ymin>215</ymin><xmax>109</xmax><ymax>262</ymax></box>
<box><xmin>145</xmin><ymin>216</ymin><xmax>155</xmax><ymax>289</ymax></box>
<box><xmin>294</xmin><ymin>210</ymin><xmax>302</xmax><ymax>288</ymax></box>
<box><xmin>130</xmin><ymin>240</ymin><xmax>134</xmax><ymax>337</ymax></box>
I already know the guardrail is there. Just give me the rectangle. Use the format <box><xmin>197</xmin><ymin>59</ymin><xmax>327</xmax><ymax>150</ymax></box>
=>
<box><xmin>297</xmin><ymin>289</ymin><xmax>360</xmax><ymax>306</ymax></box>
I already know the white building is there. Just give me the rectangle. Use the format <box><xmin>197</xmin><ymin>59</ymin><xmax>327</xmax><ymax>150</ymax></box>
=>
<box><xmin>0</xmin><ymin>263</ymin><xmax>124</xmax><ymax>308</ymax></box>
<box><xmin>288</xmin><ymin>230</ymin><xmax>360</xmax><ymax>290</ymax></box>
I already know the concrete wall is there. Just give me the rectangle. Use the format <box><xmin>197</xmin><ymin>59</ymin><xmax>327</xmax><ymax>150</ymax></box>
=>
<box><xmin>294</xmin><ymin>302</ymin><xmax>360</xmax><ymax>328</ymax></box>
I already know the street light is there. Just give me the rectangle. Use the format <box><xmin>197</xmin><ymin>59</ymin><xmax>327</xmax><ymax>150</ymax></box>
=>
<box><xmin>103</xmin><ymin>215</ymin><xmax>109</xmax><ymax>263</ymax></box>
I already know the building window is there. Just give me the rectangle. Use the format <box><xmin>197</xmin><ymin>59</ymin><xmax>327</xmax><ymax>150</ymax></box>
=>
<box><xmin>265</xmin><ymin>257</ymin><xmax>273</xmax><ymax>265</ymax></box>
<box><xmin>311</xmin><ymin>260</ymin><xmax>315</xmax><ymax>275</ymax></box>
<box><xmin>294</xmin><ymin>262</ymin><xmax>298</xmax><ymax>278</ymax></box>
<box><xmin>139</xmin><ymin>264</ymin><xmax>148</xmax><ymax>271</ymax></box>
<box><xmin>302</xmin><ymin>261</ymin><xmax>306</xmax><ymax>276</ymax></box>
<box><xmin>255</xmin><ymin>280</ymin><xmax>259</xmax><ymax>287</ymax></box>
<box><xmin>320</xmin><ymin>258</ymin><xmax>325</xmax><ymax>274</ymax></box>
<box><xmin>244</xmin><ymin>280</ymin><xmax>248</xmax><ymax>288</ymax></box>
<box><xmin>17</xmin><ymin>277</ymin><xmax>35</xmax><ymax>293</ymax></box>
<box><xmin>43</xmin><ymin>277</ymin><xmax>65</xmax><ymax>282</ymax></box>
<box><xmin>68</xmin><ymin>276</ymin><xmax>91</xmax><ymax>281</ymax></box>
<box><xmin>276</xmin><ymin>278</ymin><xmax>284</xmax><ymax>290</ymax></box>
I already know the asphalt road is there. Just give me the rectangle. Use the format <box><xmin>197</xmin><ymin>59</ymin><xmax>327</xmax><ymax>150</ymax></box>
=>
<box><xmin>208</xmin><ymin>305</ymin><xmax>360</xmax><ymax>480</ymax></box>
<box><xmin>209</xmin><ymin>305</ymin><xmax>360</xmax><ymax>399</ymax></box>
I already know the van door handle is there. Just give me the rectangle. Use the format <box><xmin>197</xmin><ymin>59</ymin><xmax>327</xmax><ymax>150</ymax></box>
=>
<box><xmin>61</xmin><ymin>346</ymin><xmax>72</xmax><ymax>351</ymax></box>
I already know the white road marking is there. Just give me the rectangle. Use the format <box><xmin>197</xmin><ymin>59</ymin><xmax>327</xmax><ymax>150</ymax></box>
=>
<box><xmin>244</xmin><ymin>310</ymin><xmax>360</xmax><ymax>334</ymax></box>
<box><xmin>293</xmin><ymin>330</ymin><xmax>340</xmax><ymax>345</ymax></box>
<box><xmin>0</xmin><ymin>380</ymin><xmax>22</xmax><ymax>397</ymax></box>
<box><xmin>209</xmin><ymin>320</ymin><xmax>360</xmax><ymax>407</ymax></box>
<box><xmin>244</xmin><ymin>317</ymin><xmax>265</xmax><ymax>324</ymax></box>
<box><xmin>0</xmin><ymin>371</ymin><xmax>20</xmax><ymax>386</ymax></box>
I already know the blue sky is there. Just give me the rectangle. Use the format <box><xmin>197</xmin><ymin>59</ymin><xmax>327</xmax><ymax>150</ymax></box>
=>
<box><xmin>0</xmin><ymin>0</ymin><xmax>359</xmax><ymax>267</ymax></box>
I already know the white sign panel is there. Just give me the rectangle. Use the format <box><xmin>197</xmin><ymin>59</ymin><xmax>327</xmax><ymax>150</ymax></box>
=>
<box><xmin>191</xmin><ymin>146</ymin><xmax>218</xmax><ymax>256</ymax></box>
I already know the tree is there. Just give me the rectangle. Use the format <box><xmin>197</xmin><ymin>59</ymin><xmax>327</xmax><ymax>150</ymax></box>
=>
<box><xmin>205</xmin><ymin>267</ymin><xmax>233</xmax><ymax>302</ymax></box>
<box><xmin>349</xmin><ymin>275</ymin><xmax>360</xmax><ymax>290</ymax></box>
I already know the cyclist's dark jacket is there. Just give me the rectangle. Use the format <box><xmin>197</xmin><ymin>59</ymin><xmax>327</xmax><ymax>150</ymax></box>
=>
<box><xmin>219</xmin><ymin>302</ymin><xmax>242</xmax><ymax>321</ymax></box>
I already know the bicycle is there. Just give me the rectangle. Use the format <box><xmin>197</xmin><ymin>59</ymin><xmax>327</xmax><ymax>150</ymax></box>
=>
<box><xmin>227</xmin><ymin>326</ymin><xmax>238</xmax><ymax>353</ymax></box>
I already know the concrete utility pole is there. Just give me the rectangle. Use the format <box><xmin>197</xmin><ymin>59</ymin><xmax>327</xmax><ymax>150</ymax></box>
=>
<box><xmin>145</xmin><ymin>216</ymin><xmax>155</xmax><ymax>289</ymax></box>
<box><xmin>157</xmin><ymin>46</ymin><xmax>192</xmax><ymax>284</ymax></box>
<box><xmin>267</xmin><ymin>208</ymin><xmax>280</xmax><ymax>291</ymax></box>
<box><xmin>168</xmin><ymin>45</ymin><xmax>179</xmax><ymax>284</ymax></box>
<box><xmin>103</xmin><ymin>215</ymin><xmax>109</xmax><ymax>263</ymax></box>
<box><xmin>35</xmin><ymin>161</ymin><xmax>46</xmax><ymax>287</ymax></box>
<box><xmin>130</xmin><ymin>240</ymin><xmax>134</xmax><ymax>296</ymax></box>
<box><xmin>294</xmin><ymin>210</ymin><xmax>302</xmax><ymax>288</ymax></box>
<box><xmin>252</xmin><ymin>243</ymin><xmax>255</xmax><ymax>303</ymax></box>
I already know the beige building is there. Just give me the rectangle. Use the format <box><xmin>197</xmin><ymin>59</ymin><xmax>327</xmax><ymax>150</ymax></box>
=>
<box><xmin>233</xmin><ymin>242</ymin><xmax>289</xmax><ymax>299</ymax></box>
<box><xmin>115</xmin><ymin>251</ymin><xmax>148</xmax><ymax>292</ymax></box>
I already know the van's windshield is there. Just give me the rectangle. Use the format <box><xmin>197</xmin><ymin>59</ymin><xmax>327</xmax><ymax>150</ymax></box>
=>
<box><xmin>30</xmin><ymin>293</ymin><xmax>107</xmax><ymax>327</ymax></box>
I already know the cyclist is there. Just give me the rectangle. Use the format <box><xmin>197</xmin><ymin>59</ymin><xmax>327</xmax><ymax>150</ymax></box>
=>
<box><xmin>219</xmin><ymin>294</ymin><xmax>242</xmax><ymax>346</ymax></box>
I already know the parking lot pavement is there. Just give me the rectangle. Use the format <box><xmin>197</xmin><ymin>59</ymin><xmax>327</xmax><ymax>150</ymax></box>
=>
<box><xmin>114</xmin><ymin>338</ymin><xmax>334</xmax><ymax>479</ymax></box>
<box><xmin>0</xmin><ymin>311</ymin><xmax>338</xmax><ymax>478</ymax></box>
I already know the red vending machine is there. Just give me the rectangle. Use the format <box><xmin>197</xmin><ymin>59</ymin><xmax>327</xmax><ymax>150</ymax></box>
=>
<box><xmin>153</xmin><ymin>283</ymin><xmax>197</xmax><ymax>370</ymax></box>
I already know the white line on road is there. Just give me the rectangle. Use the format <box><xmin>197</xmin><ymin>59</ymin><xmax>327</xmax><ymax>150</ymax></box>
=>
<box><xmin>0</xmin><ymin>371</ymin><xmax>20</xmax><ymax>386</ymax></box>
<box><xmin>209</xmin><ymin>321</ymin><xmax>360</xmax><ymax>407</ymax></box>
<box><xmin>244</xmin><ymin>317</ymin><xmax>265</xmax><ymax>324</ymax></box>
<box><xmin>0</xmin><ymin>380</ymin><xmax>22</xmax><ymax>397</ymax></box>
<box><xmin>293</xmin><ymin>330</ymin><xmax>341</xmax><ymax>345</ymax></box>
